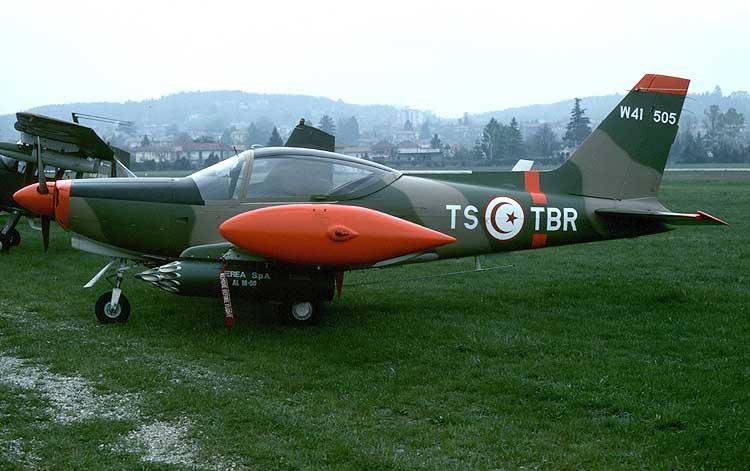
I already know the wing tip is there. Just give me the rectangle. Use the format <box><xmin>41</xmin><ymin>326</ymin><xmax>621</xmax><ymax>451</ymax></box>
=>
<box><xmin>697</xmin><ymin>210</ymin><xmax>729</xmax><ymax>226</ymax></box>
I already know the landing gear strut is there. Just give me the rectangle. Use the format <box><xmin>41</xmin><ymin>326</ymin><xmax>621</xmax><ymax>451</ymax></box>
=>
<box><xmin>94</xmin><ymin>260</ymin><xmax>131</xmax><ymax>324</ymax></box>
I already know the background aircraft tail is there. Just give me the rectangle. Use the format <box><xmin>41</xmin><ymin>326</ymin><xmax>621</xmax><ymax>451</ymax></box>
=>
<box><xmin>548</xmin><ymin>74</ymin><xmax>690</xmax><ymax>200</ymax></box>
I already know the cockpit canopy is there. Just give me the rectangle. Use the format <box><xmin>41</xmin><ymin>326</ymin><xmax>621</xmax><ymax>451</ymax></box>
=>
<box><xmin>190</xmin><ymin>148</ymin><xmax>400</xmax><ymax>202</ymax></box>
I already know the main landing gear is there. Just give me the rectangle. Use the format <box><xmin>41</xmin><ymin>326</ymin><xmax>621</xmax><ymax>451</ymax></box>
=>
<box><xmin>0</xmin><ymin>212</ymin><xmax>23</xmax><ymax>252</ymax></box>
<box><xmin>89</xmin><ymin>259</ymin><xmax>131</xmax><ymax>324</ymax></box>
<box><xmin>279</xmin><ymin>301</ymin><xmax>325</xmax><ymax>326</ymax></box>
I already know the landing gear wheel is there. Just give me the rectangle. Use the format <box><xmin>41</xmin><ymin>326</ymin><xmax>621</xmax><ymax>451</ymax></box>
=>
<box><xmin>8</xmin><ymin>229</ymin><xmax>20</xmax><ymax>247</ymax></box>
<box><xmin>95</xmin><ymin>292</ymin><xmax>131</xmax><ymax>324</ymax></box>
<box><xmin>281</xmin><ymin>301</ymin><xmax>324</xmax><ymax>326</ymax></box>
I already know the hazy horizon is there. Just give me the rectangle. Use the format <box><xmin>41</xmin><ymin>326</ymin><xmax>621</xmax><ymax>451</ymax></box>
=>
<box><xmin>2</xmin><ymin>0</ymin><xmax>747</xmax><ymax>118</ymax></box>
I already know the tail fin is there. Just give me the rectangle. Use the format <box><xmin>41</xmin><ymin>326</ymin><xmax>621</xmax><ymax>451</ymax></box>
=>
<box><xmin>550</xmin><ymin>74</ymin><xmax>689</xmax><ymax>200</ymax></box>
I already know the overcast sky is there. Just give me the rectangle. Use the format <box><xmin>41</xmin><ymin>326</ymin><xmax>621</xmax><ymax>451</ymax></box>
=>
<box><xmin>1</xmin><ymin>0</ymin><xmax>747</xmax><ymax>117</ymax></box>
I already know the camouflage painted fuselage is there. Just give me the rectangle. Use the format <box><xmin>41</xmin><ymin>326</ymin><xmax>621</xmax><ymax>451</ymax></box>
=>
<box><xmin>64</xmin><ymin>165</ymin><xmax>668</xmax><ymax>262</ymax></box>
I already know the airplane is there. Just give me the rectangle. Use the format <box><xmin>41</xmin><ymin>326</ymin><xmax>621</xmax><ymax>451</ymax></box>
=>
<box><xmin>0</xmin><ymin>112</ymin><xmax>133</xmax><ymax>252</ymax></box>
<box><xmin>12</xmin><ymin>74</ymin><xmax>727</xmax><ymax>326</ymax></box>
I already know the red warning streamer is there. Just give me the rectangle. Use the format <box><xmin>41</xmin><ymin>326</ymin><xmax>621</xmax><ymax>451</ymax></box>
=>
<box><xmin>219</xmin><ymin>261</ymin><xmax>235</xmax><ymax>329</ymax></box>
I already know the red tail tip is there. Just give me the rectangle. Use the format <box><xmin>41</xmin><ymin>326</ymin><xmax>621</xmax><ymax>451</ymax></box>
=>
<box><xmin>632</xmin><ymin>74</ymin><xmax>690</xmax><ymax>96</ymax></box>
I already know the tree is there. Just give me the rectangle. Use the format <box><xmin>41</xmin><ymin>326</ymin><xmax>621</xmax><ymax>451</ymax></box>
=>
<box><xmin>245</xmin><ymin>123</ymin><xmax>266</xmax><ymax>146</ymax></box>
<box><xmin>703</xmin><ymin>106</ymin><xmax>746</xmax><ymax>161</ymax></box>
<box><xmin>140</xmin><ymin>135</ymin><xmax>151</xmax><ymax>147</ymax></box>
<box><xmin>430</xmin><ymin>133</ymin><xmax>443</xmax><ymax>150</ymax></box>
<box><xmin>480</xmin><ymin>118</ymin><xmax>504</xmax><ymax>161</ymax></box>
<box><xmin>720</xmin><ymin>108</ymin><xmax>745</xmax><ymax>140</ymax></box>
<box><xmin>680</xmin><ymin>130</ymin><xmax>707</xmax><ymax>163</ymax></box>
<box><xmin>528</xmin><ymin>123</ymin><xmax>560</xmax><ymax>158</ymax></box>
<box><xmin>318</xmin><ymin>115</ymin><xmax>336</xmax><ymax>135</ymax></box>
<box><xmin>564</xmin><ymin>98</ymin><xmax>592</xmax><ymax>147</ymax></box>
<box><xmin>337</xmin><ymin>116</ymin><xmax>360</xmax><ymax>146</ymax></box>
<box><xmin>203</xmin><ymin>153</ymin><xmax>220</xmax><ymax>168</ymax></box>
<box><xmin>220</xmin><ymin>127</ymin><xmax>235</xmax><ymax>146</ymax></box>
<box><xmin>419</xmin><ymin>120</ymin><xmax>432</xmax><ymax>140</ymax></box>
<box><xmin>704</xmin><ymin>105</ymin><xmax>722</xmax><ymax>145</ymax></box>
<box><xmin>508</xmin><ymin>117</ymin><xmax>525</xmax><ymax>158</ymax></box>
<box><xmin>267</xmin><ymin>127</ymin><xmax>283</xmax><ymax>147</ymax></box>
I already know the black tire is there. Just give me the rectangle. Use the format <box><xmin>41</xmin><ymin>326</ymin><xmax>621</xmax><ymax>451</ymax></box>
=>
<box><xmin>280</xmin><ymin>300</ymin><xmax>325</xmax><ymax>326</ymax></box>
<box><xmin>0</xmin><ymin>234</ymin><xmax>8</xmax><ymax>253</ymax></box>
<box><xmin>8</xmin><ymin>229</ymin><xmax>20</xmax><ymax>247</ymax></box>
<box><xmin>95</xmin><ymin>292</ymin><xmax>131</xmax><ymax>324</ymax></box>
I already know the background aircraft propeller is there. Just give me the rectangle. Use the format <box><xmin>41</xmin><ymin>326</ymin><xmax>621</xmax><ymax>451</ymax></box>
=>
<box><xmin>34</xmin><ymin>136</ymin><xmax>51</xmax><ymax>251</ymax></box>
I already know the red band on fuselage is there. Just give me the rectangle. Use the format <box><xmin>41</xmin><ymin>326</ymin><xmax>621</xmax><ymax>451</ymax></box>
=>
<box><xmin>524</xmin><ymin>170</ymin><xmax>547</xmax><ymax>204</ymax></box>
<box><xmin>525</xmin><ymin>171</ymin><xmax>548</xmax><ymax>249</ymax></box>
<box><xmin>532</xmin><ymin>233</ymin><xmax>547</xmax><ymax>248</ymax></box>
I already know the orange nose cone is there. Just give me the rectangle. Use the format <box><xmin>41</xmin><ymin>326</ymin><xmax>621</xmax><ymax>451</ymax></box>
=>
<box><xmin>13</xmin><ymin>183</ymin><xmax>56</xmax><ymax>217</ymax></box>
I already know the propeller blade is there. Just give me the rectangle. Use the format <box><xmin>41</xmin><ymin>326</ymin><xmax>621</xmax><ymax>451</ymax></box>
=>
<box><xmin>41</xmin><ymin>216</ymin><xmax>50</xmax><ymax>252</ymax></box>
<box><xmin>36</xmin><ymin>136</ymin><xmax>48</xmax><ymax>195</ymax></box>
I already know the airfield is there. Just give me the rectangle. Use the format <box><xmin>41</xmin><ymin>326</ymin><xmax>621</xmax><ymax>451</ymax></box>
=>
<box><xmin>0</xmin><ymin>171</ymin><xmax>747</xmax><ymax>469</ymax></box>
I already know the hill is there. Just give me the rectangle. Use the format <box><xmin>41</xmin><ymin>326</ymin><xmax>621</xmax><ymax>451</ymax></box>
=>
<box><xmin>1</xmin><ymin>87</ymin><xmax>747</xmax><ymax>142</ymax></box>
<box><xmin>472</xmin><ymin>88</ymin><xmax>750</xmax><ymax>125</ymax></box>
<box><xmin>0</xmin><ymin>91</ymin><xmax>412</xmax><ymax>140</ymax></box>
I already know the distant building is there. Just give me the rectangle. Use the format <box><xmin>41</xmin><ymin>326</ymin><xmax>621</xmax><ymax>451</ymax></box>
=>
<box><xmin>399</xmin><ymin>108</ymin><xmax>426</xmax><ymax>128</ymax></box>
<box><xmin>180</xmin><ymin>142</ymin><xmax>234</xmax><ymax>167</ymax></box>
<box><xmin>395</xmin><ymin>147</ymin><xmax>443</xmax><ymax>164</ymax></box>
<box><xmin>371</xmin><ymin>141</ymin><xmax>396</xmax><ymax>160</ymax></box>
<box><xmin>134</xmin><ymin>142</ymin><xmax>235</xmax><ymax>168</ymax></box>
<box><xmin>134</xmin><ymin>146</ymin><xmax>179</xmax><ymax>164</ymax></box>
<box><xmin>337</xmin><ymin>146</ymin><xmax>372</xmax><ymax>159</ymax></box>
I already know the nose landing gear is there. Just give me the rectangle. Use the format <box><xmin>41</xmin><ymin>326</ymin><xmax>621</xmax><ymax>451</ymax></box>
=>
<box><xmin>95</xmin><ymin>291</ymin><xmax>131</xmax><ymax>323</ymax></box>
<box><xmin>90</xmin><ymin>259</ymin><xmax>132</xmax><ymax>324</ymax></box>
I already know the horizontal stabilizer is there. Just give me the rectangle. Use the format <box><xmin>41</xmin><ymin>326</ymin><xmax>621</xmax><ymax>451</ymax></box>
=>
<box><xmin>511</xmin><ymin>159</ymin><xmax>534</xmax><ymax>172</ymax></box>
<box><xmin>596</xmin><ymin>208</ymin><xmax>728</xmax><ymax>226</ymax></box>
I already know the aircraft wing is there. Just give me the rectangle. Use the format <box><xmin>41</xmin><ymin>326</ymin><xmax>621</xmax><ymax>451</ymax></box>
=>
<box><xmin>284</xmin><ymin>119</ymin><xmax>335</xmax><ymax>152</ymax></box>
<box><xmin>596</xmin><ymin>208</ymin><xmax>728</xmax><ymax>226</ymax></box>
<box><xmin>15</xmin><ymin>112</ymin><xmax>115</xmax><ymax>161</ymax></box>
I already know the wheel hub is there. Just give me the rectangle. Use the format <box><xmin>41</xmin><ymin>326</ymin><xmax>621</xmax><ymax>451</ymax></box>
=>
<box><xmin>104</xmin><ymin>302</ymin><xmax>121</xmax><ymax>318</ymax></box>
<box><xmin>291</xmin><ymin>302</ymin><xmax>313</xmax><ymax>321</ymax></box>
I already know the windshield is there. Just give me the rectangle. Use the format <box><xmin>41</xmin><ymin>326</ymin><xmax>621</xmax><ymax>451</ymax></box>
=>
<box><xmin>190</xmin><ymin>152</ymin><xmax>249</xmax><ymax>201</ymax></box>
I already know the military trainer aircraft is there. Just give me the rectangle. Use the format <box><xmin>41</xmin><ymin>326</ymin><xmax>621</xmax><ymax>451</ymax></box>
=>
<box><xmin>0</xmin><ymin>112</ymin><xmax>133</xmax><ymax>252</ymax></box>
<box><xmin>13</xmin><ymin>74</ymin><xmax>727</xmax><ymax>326</ymax></box>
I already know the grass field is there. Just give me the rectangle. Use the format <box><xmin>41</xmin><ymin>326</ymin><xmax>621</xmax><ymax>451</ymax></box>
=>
<box><xmin>0</xmin><ymin>172</ymin><xmax>747</xmax><ymax>470</ymax></box>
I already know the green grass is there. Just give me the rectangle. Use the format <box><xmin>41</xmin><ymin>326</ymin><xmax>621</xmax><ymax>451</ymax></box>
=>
<box><xmin>0</xmin><ymin>173</ymin><xmax>748</xmax><ymax>470</ymax></box>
